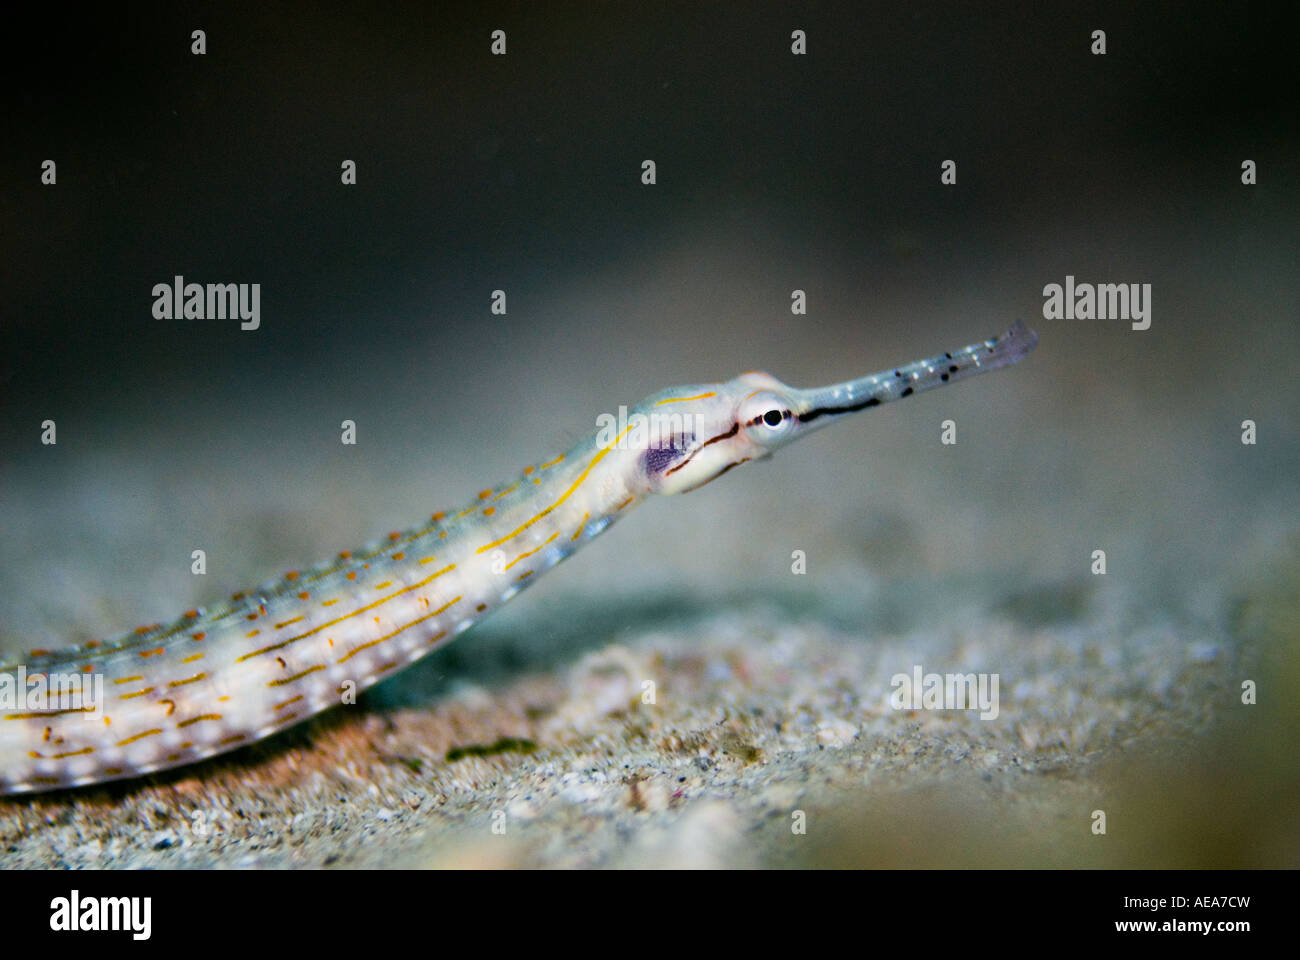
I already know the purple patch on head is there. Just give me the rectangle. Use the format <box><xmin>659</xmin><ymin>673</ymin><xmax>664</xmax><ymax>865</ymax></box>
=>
<box><xmin>643</xmin><ymin>434</ymin><xmax>691</xmax><ymax>475</ymax></box>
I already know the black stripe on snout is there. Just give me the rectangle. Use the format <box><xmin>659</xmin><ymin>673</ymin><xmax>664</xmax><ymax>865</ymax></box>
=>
<box><xmin>797</xmin><ymin>396</ymin><xmax>881</xmax><ymax>424</ymax></box>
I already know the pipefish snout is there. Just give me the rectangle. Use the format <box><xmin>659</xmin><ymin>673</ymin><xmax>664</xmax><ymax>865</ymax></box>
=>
<box><xmin>0</xmin><ymin>322</ymin><xmax>1037</xmax><ymax>794</ymax></box>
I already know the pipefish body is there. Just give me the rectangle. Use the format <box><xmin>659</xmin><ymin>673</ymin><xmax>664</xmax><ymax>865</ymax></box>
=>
<box><xmin>1</xmin><ymin>322</ymin><xmax>1037</xmax><ymax>794</ymax></box>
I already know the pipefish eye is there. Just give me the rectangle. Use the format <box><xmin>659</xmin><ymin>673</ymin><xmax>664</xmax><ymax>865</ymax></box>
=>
<box><xmin>740</xmin><ymin>392</ymin><xmax>794</xmax><ymax>443</ymax></box>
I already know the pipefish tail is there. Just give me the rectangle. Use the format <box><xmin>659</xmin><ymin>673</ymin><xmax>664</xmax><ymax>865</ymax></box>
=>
<box><xmin>1</xmin><ymin>321</ymin><xmax>1038</xmax><ymax>794</ymax></box>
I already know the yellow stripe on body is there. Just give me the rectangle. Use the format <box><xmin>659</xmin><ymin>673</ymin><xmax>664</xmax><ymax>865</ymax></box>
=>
<box><xmin>477</xmin><ymin>423</ymin><xmax>637</xmax><ymax>554</ymax></box>
<box><xmin>504</xmin><ymin>532</ymin><xmax>560</xmax><ymax>571</ymax></box>
<box><xmin>336</xmin><ymin>595</ymin><xmax>463</xmax><ymax>664</ymax></box>
<box><xmin>655</xmin><ymin>391</ymin><xmax>716</xmax><ymax>405</ymax></box>
<box><xmin>234</xmin><ymin>564</ymin><xmax>456</xmax><ymax>663</ymax></box>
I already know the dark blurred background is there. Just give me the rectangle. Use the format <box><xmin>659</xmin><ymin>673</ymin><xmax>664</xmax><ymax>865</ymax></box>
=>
<box><xmin>0</xmin><ymin>0</ymin><xmax>1297</xmax><ymax>869</ymax></box>
<box><xmin>3</xmin><ymin>1</ymin><xmax>1296</xmax><ymax>634</ymax></box>
<box><xmin>2</xmin><ymin>0</ymin><xmax>1297</xmax><ymax>630</ymax></box>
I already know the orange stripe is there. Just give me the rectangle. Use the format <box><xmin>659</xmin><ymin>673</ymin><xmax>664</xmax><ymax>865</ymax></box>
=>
<box><xmin>50</xmin><ymin>746</ymin><xmax>94</xmax><ymax>759</ymax></box>
<box><xmin>655</xmin><ymin>391</ymin><xmax>716</xmax><ymax>405</ymax></box>
<box><xmin>234</xmin><ymin>564</ymin><xmax>456</xmax><ymax>663</ymax></box>
<box><xmin>267</xmin><ymin>665</ymin><xmax>324</xmax><ymax>688</ymax></box>
<box><xmin>116</xmin><ymin>728</ymin><xmax>163</xmax><ymax>746</ymax></box>
<box><xmin>504</xmin><ymin>531</ymin><xmax>559</xmax><ymax>570</ymax></box>
<box><xmin>478</xmin><ymin>424</ymin><xmax>635</xmax><ymax>553</ymax></box>
<box><xmin>167</xmin><ymin>673</ymin><xmax>206</xmax><ymax>688</ymax></box>
<box><xmin>4</xmin><ymin>707</ymin><xmax>93</xmax><ymax>719</ymax></box>
<box><xmin>337</xmin><ymin>596</ymin><xmax>463</xmax><ymax>664</ymax></box>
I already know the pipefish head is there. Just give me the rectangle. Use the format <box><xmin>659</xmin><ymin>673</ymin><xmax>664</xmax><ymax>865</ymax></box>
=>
<box><xmin>636</xmin><ymin>321</ymin><xmax>1038</xmax><ymax>496</ymax></box>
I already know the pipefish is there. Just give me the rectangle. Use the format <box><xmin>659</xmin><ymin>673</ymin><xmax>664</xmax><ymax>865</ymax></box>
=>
<box><xmin>0</xmin><ymin>322</ymin><xmax>1037</xmax><ymax>794</ymax></box>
